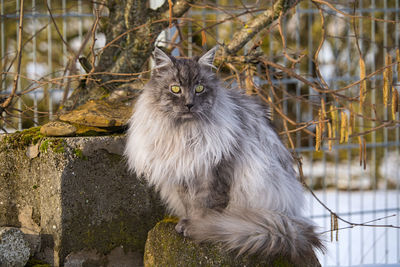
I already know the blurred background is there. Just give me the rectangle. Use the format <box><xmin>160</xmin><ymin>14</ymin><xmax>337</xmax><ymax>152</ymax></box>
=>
<box><xmin>0</xmin><ymin>0</ymin><xmax>399</xmax><ymax>265</ymax></box>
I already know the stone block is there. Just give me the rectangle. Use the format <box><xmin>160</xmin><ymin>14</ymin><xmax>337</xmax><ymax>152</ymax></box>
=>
<box><xmin>144</xmin><ymin>219</ymin><xmax>321</xmax><ymax>267</ymax></box>
<box><xmin>0</xmin><ymin>227</ymin><xmax>31</xmax><ymax>267</ymax></box>
<box><xmin>0</xmin><ymin>131</ymin><xmax>164</xmax><ymax>266</ymax></box>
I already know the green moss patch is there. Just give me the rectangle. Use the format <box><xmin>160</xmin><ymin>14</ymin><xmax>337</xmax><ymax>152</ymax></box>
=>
<box><xmin>39</xmin><ymin>139</ymin><xmax>66</xmax><ymax>154</ymax></box>
<box><xmin>144</xmin><ymin>220</ymin><xmax>318</xmax><ymax>267</ymax></box>
<box><xmin>73</xmin><ymin>124</ymin><xmax>109</xmax><ymax>136</ymax></box>
<box><xmin>73</xmin><ymin>148</ymin><xmax>88</xmax><ymax>160</ymax></box>
<box><xmin>2</xmin><ymin>126</ymin><xmax>44</xmax><ymax>149</ymax></box>
<box><xmin>25</xmin><ymin>258</ymin><xmax>51</xmax><ymax>267</ymax></box>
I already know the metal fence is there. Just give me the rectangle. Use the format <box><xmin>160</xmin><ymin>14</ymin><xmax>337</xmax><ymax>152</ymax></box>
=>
<box><xmin>1</xmin><ymin>0</ymin><xmax>399</xmax><ymax>266</ymax></box>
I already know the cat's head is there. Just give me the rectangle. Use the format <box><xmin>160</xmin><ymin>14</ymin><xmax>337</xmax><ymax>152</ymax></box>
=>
<box><xmin>144</xmin><ymin>46</ymin><xmax>220</xmax><ymax>124</ymax></box>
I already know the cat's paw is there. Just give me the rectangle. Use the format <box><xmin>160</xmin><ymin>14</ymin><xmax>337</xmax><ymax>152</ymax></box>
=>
<box><xmin>175</xmin><ymin>218</ymin><xmax>189</xmax><ymax>234</ymax></box>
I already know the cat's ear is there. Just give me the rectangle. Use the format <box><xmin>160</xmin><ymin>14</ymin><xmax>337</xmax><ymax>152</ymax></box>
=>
<box><xmin>153</xmin><ymin>47</ymin><xmax>173</xmax><ymax>68</ymax></box>
<box><xmin>198</xmin><ymin>46</ymin><xmax>219</xmax><ymax>69</ymax></box>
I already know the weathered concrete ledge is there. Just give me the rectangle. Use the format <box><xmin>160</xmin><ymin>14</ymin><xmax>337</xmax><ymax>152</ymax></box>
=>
<box><xmin>0</xmin><ymin>130</ymin><xmax>165</xmax><ymax>266</ymax></box>
<box><xmin>144</xmin><ymin>219</ymin><xmax>321</xmax><ymax>267</ymax></box>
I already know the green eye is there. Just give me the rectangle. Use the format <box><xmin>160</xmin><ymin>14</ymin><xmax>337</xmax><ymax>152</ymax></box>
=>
<box><xmin>195</xmin><ymin>85</ymin><xmax>204</xmax><ymax>93</ymax></box>
<box><xmin>171</xmin><ymin>85</ymin><xmax>181</xmax><ymax>94</ymax></box>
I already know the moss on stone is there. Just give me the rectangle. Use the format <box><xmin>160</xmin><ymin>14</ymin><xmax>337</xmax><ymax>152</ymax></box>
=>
<box><xmin>51</xmin><ymin>139</ymin><xmax>66</xmax><ymax>154</ymax></box>
<box><xmin>73</xmin><ymin>124</ymin><xmax>109</xmax><ymax>136</ymax></box>
<box><xmin>73</xmin><ymin>148</ymin><xmax>87</xmax><ymax>160</ymax></box>
<box><xmin>161</xmin><ymin>216</ymin><xmax>179</xmax><ymax>224</ymax></box>
<box><xmin>1</xmin><ymin>126</ymin><xmax>44</xmax><ymax>150</ymax></box>
<box><xmin>67</xmin><ymin>210</ymin><xmax>156</xmax><ymax>256</ymax></box>
<box><xmin>144</xmin><ymin>220</ymin><xmax>320</xmax><ymax>267</ymax></box>
<box><xmin>39</xmin><ymin>139</ymin><xmax>66</xmax><ymax>154</ymax></box>
<box><xmin>25</xmin><ymin>257</ymin><xmax>51</xmax><ymax>267</ymax></box>
<box><xmin>39</xmin><ymin>139</ymin><xmax>50</xmax><ymax>153</ymax></box>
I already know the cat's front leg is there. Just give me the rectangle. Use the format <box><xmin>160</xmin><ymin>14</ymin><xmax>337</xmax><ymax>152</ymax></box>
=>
<box><xmin>175</xmin><ymin>218</ymin><xmax>188</xmax><ymax>234</ymax></box>
<box><xmin>174</xmin><ymin>183</ymin><xmax>192</xmax><ymax>235</ymax></box>
<box><xmin>175</xmin><ymin>218</ymin><xmax>197</xmax><ymax>238</ymax></box>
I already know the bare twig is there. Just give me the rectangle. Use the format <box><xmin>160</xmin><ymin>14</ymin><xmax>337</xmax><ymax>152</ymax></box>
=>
<box><xmin>295</xmin><ymin>156</ymin><xmax>400</xmax><ymax>233</ymax></box>
<box><xmin>1</xmin><ymin>0</ymin><xmax>24</xmax><ymax>110</ymax></box>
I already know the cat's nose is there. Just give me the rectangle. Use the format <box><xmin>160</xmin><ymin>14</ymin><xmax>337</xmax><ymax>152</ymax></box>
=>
<box><xmin>186</xmin><ymin>103</ymin><xmax>194</xmax><ymax>110</ymax></box>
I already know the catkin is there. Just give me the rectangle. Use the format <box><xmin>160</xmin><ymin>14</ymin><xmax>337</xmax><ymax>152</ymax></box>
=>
<box><xmin>359</xmin><ymin>58</ymin><xmax>367</xmax><ymax>111</ymax></box>
<box><xmin>358</xmin><ymin>136</ymin><xmax>362</xmax><ymax>166</ymax></box>
<box><xmin>349</xmin><ymin>103</ymin><xmax>355</xmax><ymax>136</ymax></box>
<box><xmin>315</xmin><ymin>109</ymin><xmax>322</xmax><ymax>151</ymax></box>
<box><xmin>340</xmin><ymin>111</ymin><xmax>348</xmax><ymax>143</ymax></box>
<box><xmin>383</xmin><ymin>54</ymin><xmax>392</xmax><ymax>107</ymax></box>
<box><xmin>393</xmin><ymin>88</ymin><xmax>399</xmax><ymax>120</ymax></box>
<box><xmin>321</xmin><ymin>99</ymin><xmax>326</xmax><ymax>132</ymax></box>
<box><xmin>397</xmin><ymin>48</ymin><xmax>400</xmax><ymax>82</ymax></box>
<box><xmin>330</xmin><ymin>105</ymin><xmax>338</xmax><ymax>139</ymax></box>
<box><xmin>328</xmin><ymin>122</ymin><xmax>333</xmax><ymax>151</ymax></box>
<box><xmin>334</xmin><ymin>215</ymin><xmax>339</xmax><ymax>241</ymax></box>
<box><xmin>363</xmin><ymin>138</ymin><xmax>367</xmax><ymax>170</ymax></box>
<box><xmin>330</xmin><ymin>213</ymin><xmax>334</xmax><ymax>242</ymax></box>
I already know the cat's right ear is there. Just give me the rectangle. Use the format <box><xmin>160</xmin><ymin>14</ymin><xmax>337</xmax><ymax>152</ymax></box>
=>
<box><xmin>152</xmin><ymin>47</ymin><xmax>173</xmax><ymax>69</ymax></box>
<box><xmin>198</xmin><ymin>45</ymin><xmax>219</xmax><ymax>69</ymax></box>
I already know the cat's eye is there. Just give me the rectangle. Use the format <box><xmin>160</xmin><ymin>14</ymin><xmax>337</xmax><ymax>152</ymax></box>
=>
<box><xmin>195</xmin><ymin>85</ymin><xmax>204</xmax><ymax>94</ymax></box>
<box><xmin>170</xmin><ymin>85</ymin><xmax>181</xmax><ymax>94</ymax></box>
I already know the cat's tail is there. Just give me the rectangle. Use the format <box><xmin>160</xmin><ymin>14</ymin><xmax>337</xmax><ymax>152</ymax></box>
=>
<box><xmin>183</xmin><ymin>208</ymin><xmax>324</xmax><ymax>265</ymax></box>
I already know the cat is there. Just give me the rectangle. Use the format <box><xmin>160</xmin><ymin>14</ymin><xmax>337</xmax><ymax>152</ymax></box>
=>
<box><xmin>124</xmin><ymin>46</ymin><xmax>324</xmax><ymax>264</ymax></box>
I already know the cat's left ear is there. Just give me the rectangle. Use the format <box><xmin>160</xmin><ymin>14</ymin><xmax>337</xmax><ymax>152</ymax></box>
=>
<box><xmin>153</xmin><ymin>47</ymin><xmax>173</xmax><ymax>68</ymax></box>
<box><xmin>198</xmin><ymin>46</ymin><xmax>219</xmax><ymax>69</ymax></box>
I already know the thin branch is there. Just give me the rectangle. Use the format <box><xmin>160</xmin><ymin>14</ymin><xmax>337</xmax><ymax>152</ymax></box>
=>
<box><xmin>1</xmin><ymin>0</ymin><xmax>24</xmax><ymax>110</ymax></box>
<box><xmin>312</xmin><ymin>0</ymin><xmax>397</xmax><ymax>24</ymax></box>
<box><xmin>295</xmin><ymin>156</ymin><xmax>400</xmax><ymax>233</ymax></box>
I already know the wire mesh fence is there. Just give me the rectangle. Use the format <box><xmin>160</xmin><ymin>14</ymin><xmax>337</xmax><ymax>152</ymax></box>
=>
<box><xmin>0</xmin><ymin>0</ymin><xmax>399</xmax><ymax>265</ymax></box>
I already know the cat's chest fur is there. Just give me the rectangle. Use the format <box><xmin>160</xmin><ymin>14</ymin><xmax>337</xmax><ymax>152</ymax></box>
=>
<box><xmin>126</xmin><ymin>95</ymin><xmax>240</xmax><ymax>187</ymax></box>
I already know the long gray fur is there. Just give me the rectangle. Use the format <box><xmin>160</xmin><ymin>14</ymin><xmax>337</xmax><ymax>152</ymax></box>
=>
<box><xmin>124</xmin><ymin>46</ymin><xmax>324</xmax><ymax>264</ymax></box>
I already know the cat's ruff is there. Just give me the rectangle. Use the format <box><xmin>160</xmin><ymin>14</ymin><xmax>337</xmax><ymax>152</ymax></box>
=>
<box><xmin>125</xmin><ymin>46</ymin><xmax>324</xmax><ymax>264</ymax></box>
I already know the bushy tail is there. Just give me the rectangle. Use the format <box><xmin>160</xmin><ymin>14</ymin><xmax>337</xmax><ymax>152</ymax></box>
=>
<box><xmin>185</xmin><ymin>208</ymin><xmax>324</xmax><ymax>265</ymax></box>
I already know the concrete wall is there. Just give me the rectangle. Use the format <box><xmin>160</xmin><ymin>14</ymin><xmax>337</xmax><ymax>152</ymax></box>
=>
<box><xmin>0</xmin><ymin>133</ymin><xmax>165</xmax><ymax>266</ymax></box>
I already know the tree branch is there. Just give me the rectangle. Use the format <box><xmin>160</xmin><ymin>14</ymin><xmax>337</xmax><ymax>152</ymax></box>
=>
<box><xmin>225</xmin><ymin>0</ymin><xmax>301</xmax><ymax>55</ymax></box>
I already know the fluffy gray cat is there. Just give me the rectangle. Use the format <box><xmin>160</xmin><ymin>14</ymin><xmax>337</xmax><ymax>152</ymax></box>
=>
<box><xmin>125</xmin><ymin>46</ymin><xmax>323</xmax><ymax>263</ymax></box>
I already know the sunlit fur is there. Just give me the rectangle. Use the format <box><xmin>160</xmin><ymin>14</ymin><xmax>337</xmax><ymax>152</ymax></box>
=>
<box><xmin>125</xmin><ymin>47</ymin><xmax>324</xmax><ymax>264</ymax></box>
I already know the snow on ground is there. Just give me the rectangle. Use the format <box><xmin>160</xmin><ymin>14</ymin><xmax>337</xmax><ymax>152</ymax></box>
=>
<box><xmin>305</xmin><ymin>190</ymin><xmax>400</xmax><ymax>266</ymax></box>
